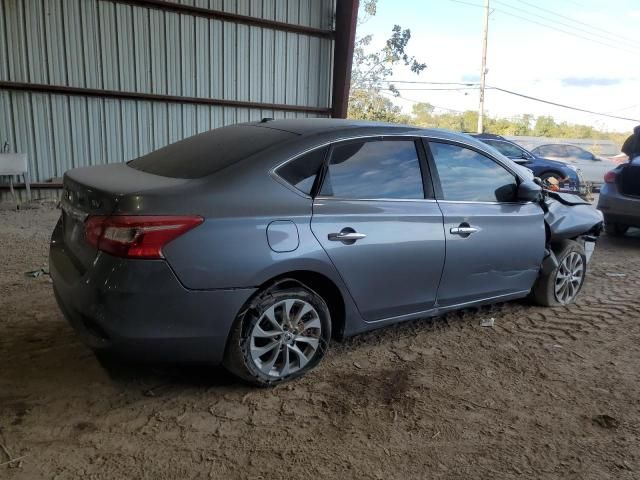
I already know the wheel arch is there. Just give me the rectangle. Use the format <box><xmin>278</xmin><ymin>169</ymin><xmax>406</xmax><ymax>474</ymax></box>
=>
<box><xmin>228</xmin><ymin>270</ymin><xmax>347</xmax><ymax>346</ymax></box>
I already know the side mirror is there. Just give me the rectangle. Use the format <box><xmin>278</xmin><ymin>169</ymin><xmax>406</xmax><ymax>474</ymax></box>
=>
<box><xmin>518</xmin><ymin>179</ymin><xmax>542</xmax><ymax>202</ymax></box>
<box><xmin>513</xmin><ymin>157</ymin><xmax>528</xmax><ymax>165</ymax></box>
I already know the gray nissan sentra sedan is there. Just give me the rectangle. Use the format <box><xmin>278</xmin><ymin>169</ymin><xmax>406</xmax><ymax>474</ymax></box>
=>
<box><xmin>50</xmin><ymin>119</ymin><xmax>603</xmax><ymax>385</ymax></box>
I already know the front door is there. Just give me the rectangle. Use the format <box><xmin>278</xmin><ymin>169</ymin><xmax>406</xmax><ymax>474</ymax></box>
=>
<box><xmin>427</xmin><ymin>141</ymin><xmax>546</xmax><ymax>307</ymax></box>
<box><xmin>311</xmin><ymin>138</ymin><xmax>446</xmax><ymax>322</ymax></box>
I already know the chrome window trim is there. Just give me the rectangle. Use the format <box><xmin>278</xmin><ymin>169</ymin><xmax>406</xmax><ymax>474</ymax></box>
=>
<box><xmin>436</xmin><ymin>200</ymin><xmax>535</xmax><ymax>206</ymax></box>
<box><xmin>314</xmin><ymin>197</ymin><xmax>534</xmax><ymax>206</ymax></box>
<box><xmin>269</xmin><ymin>132</ymin><xmax>528</xmax><ymax>201</ymax></box>
<box><xmin>314</xmin><ymin>196</ymin><xmax>438</xmax><ymax>203</ymax></box>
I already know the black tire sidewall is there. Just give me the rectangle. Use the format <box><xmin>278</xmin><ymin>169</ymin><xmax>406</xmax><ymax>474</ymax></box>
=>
<box><xmin>225</xmin><ymin>287</ymin><xmax>331</xmax><ymax>386</ymax></box>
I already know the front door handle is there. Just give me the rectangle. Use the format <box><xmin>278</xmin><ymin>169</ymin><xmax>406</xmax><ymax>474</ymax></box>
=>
<box><xmin>450</xmin><ymin>226</ymin><xmax>479</xmax><ymax>235</ymax></box>
<box><xmin>328</xmin><ymin>231</ymin><xmax>367</xmax><ymax>242</ymax></box>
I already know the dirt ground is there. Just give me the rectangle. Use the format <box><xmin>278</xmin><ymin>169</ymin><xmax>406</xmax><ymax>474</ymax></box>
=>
<box><xmin>1</xmin><ymin>202</ymin><xmax>639</xmax><ymax>480</ymax></box>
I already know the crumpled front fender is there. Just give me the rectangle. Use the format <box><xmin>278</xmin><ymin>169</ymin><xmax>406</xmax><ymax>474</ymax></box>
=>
<box><xmin>542</xmin><ymin>192</ymin><xmax>604</xmax><ymax>242</ymax></box>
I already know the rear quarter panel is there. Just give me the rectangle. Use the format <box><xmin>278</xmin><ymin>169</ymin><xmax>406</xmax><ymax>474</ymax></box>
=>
<box><xmin>160</xmin><ymin>159</ymin><xmax>345</xmax><ymax>291</ymax></box>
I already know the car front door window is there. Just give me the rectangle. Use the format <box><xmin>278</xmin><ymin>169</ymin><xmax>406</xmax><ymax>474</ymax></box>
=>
<box><xmin>429</xmin><ymin>142</ymin><xmax>519</xmax><ymax>203</ymax></box>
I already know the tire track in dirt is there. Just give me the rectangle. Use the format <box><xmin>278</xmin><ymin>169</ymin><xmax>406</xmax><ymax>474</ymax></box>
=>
<box><xmin>495</xmin><ymin>268</ymin><xmax>640</xmax><ymax>346</ymax></box>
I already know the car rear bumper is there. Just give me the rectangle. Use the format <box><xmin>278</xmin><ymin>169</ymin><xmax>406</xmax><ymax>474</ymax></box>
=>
<box><xmin>597</xmin><ymin>184</ymin><xmax>640</xmax><ymax>227</ymax></box>
<box><xmin>49</xmin><ymin>228</ymin><xmax>256</xmax><ymax>365</ymax></box>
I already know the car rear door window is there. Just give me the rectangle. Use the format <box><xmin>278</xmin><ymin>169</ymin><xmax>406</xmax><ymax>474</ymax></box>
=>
<box><xmin>320</xmin><ymin>140</ymin><xmax>424</xmax><ymax>199</ymax></box>
<box><xmin>276</xmin><ymin>147</ymin><xmax>328</xmax><ymax>195</ymax></box>
<box><xmin>429</xmin><ymin>142</ymin><xmax>518</xmax><ymax>202</ymax></box>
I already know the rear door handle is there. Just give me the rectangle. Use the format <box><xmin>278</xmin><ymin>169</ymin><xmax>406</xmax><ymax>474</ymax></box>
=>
<box><xmin>450</xmin><ymin>227</ymin><xmax>479</xmax><ymax>235</ymax></box>
<box><xmin>328</xmin><ymin>232</ymin><xmax>367</xmax><ymax>242</ymax></box>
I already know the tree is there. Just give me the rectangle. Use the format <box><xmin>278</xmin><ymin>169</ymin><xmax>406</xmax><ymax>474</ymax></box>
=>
<box><xmin>349</xmin><ymin>90</ymin><xmax>411</xmax><ymax>123</ymax></box>
<box><xmin>533</xmin><ymin>116</ymin><xmax>558</xmax><ymax>137</ymax></box>
<box><xmin>411</xmin><ymin>102</ymin><xmax>435</xmax><ymax>126</ymax></box>
<box><xmin>348</xmin><ymin>0</ymin><xmax>426</xmax><ymax>122</ymax></box>
<box><xmin>408</xmin><ymin>106</ymin><xmax>627</xmax><ymax>149</ymax></box>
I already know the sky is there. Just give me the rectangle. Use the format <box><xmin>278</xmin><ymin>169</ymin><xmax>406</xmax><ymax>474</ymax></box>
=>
<box><xmin>356</xmin><ymin>0</ymin><xmax>640</xmax><ymax>133</ymax></box>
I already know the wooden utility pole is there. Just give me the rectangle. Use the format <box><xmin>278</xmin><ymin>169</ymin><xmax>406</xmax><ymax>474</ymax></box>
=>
<box><xmin>477</xmin><ymin>0</ymin><xmax>490</xmax><ymax>134</ymax></box>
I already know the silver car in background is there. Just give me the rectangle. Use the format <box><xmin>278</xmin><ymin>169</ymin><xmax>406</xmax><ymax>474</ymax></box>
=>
<box><xmin>531</xmin><ymin>143</ymin><xmax>614</xmax><ymax>189</ymax></box>
<box><xmin>598</xmin><ymin>158</ymin><xmax>640</xmax><ymax>236</ymax></box>
<box><xmin>49</xmin><ymin>119</ymin><xmax>603</xmax><ymax>386</ymax></box>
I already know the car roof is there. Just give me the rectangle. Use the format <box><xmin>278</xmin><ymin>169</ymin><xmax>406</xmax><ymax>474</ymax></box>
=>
<box><xmin>248</xmin><ymin>118</ymin><xmax>407</xmax><ymax>135</ymax></box>
<box><xmin>534</xmin><ymin>143</ymin><xmax>585</xmax><ymax>150</ymax></box>
<box><xmin>244</xmin><ymin>118</ymin><xmax>487</xmax><ymax>147</ymax></box>
<box><xmin>246</xmin><ymin>118</ymin><xmax>460</xmax><ymax>140</ymax></box>
<box><xmin>469</xmin><ymin>133</ymin><xmax>507</xmax><ymax>140</ymax></box>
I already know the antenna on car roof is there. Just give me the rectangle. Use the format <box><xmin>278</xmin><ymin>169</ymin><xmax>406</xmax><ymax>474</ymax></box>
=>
<box><xmin>260</xmin><ymin>117</ymin><xmax>274</xmax><ymax>123</ymax></box>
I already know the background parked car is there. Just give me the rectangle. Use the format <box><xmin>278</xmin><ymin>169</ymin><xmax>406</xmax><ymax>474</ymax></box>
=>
<box><xmin>531</xmin><ymin>143</ymin><xmax>613</xmax><ymax>188</ymax></box>
<box><xmin>471</xmin><ymin>134</ymin><xmax>586</xmax><ymax>197</ymax></box>
<box><xmin>597</xmin><ymin>157</ymin><xmax>640</xmax><ymax>236</ymax></box>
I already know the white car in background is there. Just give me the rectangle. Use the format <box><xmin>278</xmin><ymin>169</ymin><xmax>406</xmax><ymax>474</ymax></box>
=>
<box><xmin>531</xmin><ymin>144</ymin><xmax>615</xmax><ymax>188</ymax></box>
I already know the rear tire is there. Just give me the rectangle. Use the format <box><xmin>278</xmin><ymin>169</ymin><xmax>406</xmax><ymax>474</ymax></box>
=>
<box><xmin>531</xmin><ymin>240</ymin><xmax>586</xmax><ymax>307</ymax></box>
<box><xmin>604</xmin><ymin>220</ymin><xmax>629</xmax><ymax>237</ymax></box>
<box><xmin>223</xmin><ymin>285</ymin><xmax>331</xmax><ymax>386</ymax></box>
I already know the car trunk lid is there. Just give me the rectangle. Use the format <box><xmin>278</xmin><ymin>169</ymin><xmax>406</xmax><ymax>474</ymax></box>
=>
<box><xmin>60</xmin><ymin>163</ymin><xmax>190</xmax><ymax>270</ymax></box>
<box><xmin>619</xmin><ymin>162</ymin><xmax>640</xmax><ymax>197</ymax></box>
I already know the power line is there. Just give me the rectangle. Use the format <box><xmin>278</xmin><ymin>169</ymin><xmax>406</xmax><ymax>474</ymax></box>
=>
<box><xmin>606</xmin><ymin>104</ymin><xmax>640</xmax><ymax>114</ymax></box>
<box><xmin>382</xmin><ymin>82</ymin><xmax>640</xmax><ymax>122</ymax></box>
<box><xmin>384</xmin><ymin>80</ymin><xmax>480</xmax><ymax>86</ymax></box>
<box><xmin>492</xmin><ymin>8</ymin><xmax>640</xmax><ymax>55</ymax></box>
<box><xmin>493</xmin><ymin>0</ymin><xmax>640</xmax><ymax>51</ymax></box>
<box><xmin>448</xmin><ymin>0</ymin><xmax>640</xmax><ymax>54</ymax></box>
<box><xmin>379</xmin><ymin>90</ymin><xmax>467</xmax><ymax>113</ymax></box>
<box><xmin>383</xmin><ymin>87</ymin><xmax>479</xmax><ymax>91</ymax></box>
<box><xmin>448</xmin><ymin>0</ymin><xmax>485</xmax><ymax>9</ymax></box>
<box><xmin>513</xmin><ymin>0</ymin><xmax>640</xmax><ymax>48</ymax></box>
<box><xmin>488</xmin><ymin>86</ymin><xmax>640</xmax><ymax>122</ymax></box>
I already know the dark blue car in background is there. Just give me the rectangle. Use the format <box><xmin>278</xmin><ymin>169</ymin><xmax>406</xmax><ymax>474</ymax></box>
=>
<box><xmin>471</xmin><ymin>134</ymin><xmax>586</xmax><ymax>197</ymax></box>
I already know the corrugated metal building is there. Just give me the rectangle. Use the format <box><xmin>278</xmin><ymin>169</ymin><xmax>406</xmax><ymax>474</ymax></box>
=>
<box><xmin>0</xmin><ymin>0</ymin><xmax>358</xmax><ymax>199</ymax></box>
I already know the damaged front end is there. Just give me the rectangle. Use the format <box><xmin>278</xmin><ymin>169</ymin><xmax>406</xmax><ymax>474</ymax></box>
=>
<box><xmin>539</xmin><ymin>191</ymin><xmax>603</xmax><ymax>274</ymax></box>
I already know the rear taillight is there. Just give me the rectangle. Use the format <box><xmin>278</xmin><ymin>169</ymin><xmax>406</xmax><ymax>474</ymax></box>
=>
<box><xmin>604</xmin><ymin>170</ymin><xmax>617</xmax><ymax>183</ymax></box>
<box><xmin>84</xmin><ymin>215</ymin><xmax>203</xmax><ymax>259</ymax></box>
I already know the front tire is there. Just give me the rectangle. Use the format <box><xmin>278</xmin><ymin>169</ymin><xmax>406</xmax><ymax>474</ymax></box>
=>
<box><xmin>531</xmin><ymin>240</ymin><xmax>587</xmax><ymax>307</ymax></box>
<box><xmin>223</xmin><ymin>285</ymin><xmax>331</xmax><ymax>386</ymax></box>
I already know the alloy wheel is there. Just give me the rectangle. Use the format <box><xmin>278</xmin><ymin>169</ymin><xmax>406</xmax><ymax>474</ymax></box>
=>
<box><xmin>249</xmin><ymin>299</ymin><xmax>322</xmax><ymax>378</ymax></box>
<box><xmin>554</xmin><ymin>252</ymin><xmax>584</xmax><ymax>304</ymax></box>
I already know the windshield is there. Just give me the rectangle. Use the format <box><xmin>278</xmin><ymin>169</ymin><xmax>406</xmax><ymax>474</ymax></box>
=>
<box><xmin>129</xmin><ymin>125</ymin><xmax>295</xmax><ymax>179</ymax></box>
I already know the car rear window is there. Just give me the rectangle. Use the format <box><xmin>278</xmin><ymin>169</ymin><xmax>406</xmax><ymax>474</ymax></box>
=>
<box><xmin>276</xmin><ymin>147</ymin><xmax>328</xmax><ymax>195</ymax></box>
<box><xmin>128</xmin><ymin>125</ymin><xmax>295</xmax><ymax>179</ymax></box>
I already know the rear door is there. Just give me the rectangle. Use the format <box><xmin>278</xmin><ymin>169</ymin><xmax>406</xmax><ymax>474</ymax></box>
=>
<box><xmin>311</xmin><ymin>137</ymin><xmax>445</xmax><ymax>321</ymax></box>
<box><xmin>426</xmin><ymin>140</ymin><xmax>545</xmax><ymax>307</ymax></box>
